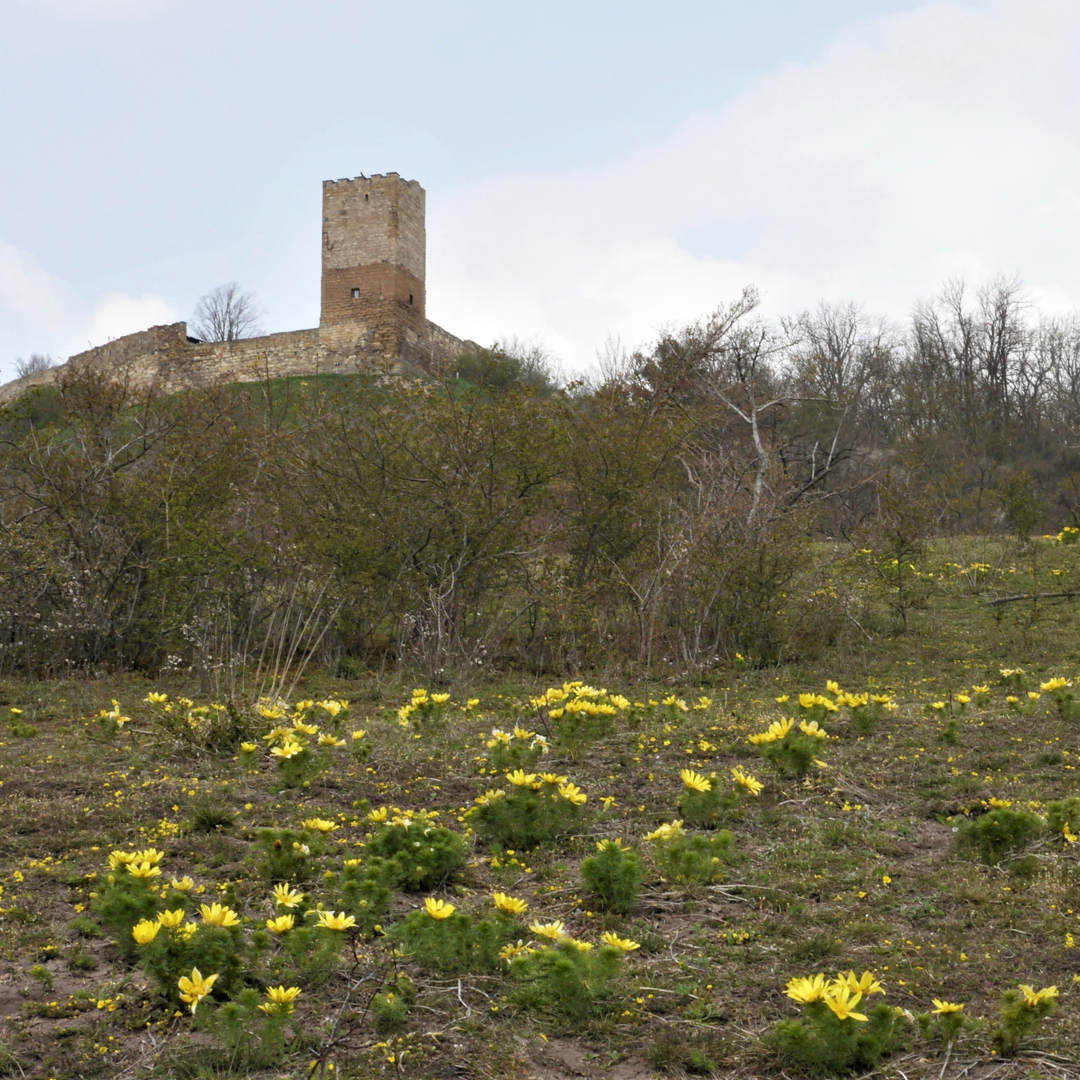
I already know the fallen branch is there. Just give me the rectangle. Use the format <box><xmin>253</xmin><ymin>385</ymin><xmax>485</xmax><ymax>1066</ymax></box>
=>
<box><xmin>988</xmin><ymin>591</ymin><xmax>1080</xmax><ymax>606</ymax></box>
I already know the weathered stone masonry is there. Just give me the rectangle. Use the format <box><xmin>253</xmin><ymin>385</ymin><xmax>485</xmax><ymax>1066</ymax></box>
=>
<box><xmin>0</xmin><ymin>173</ymin><xmax>478</xmax><ymax>404</ymax></box>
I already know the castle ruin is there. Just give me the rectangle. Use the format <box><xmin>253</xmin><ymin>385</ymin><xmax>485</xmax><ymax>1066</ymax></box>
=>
<box><xmin>0</xmin><ymin>173</ymin><xmax>477</xmax><ymax>403</ymax></box>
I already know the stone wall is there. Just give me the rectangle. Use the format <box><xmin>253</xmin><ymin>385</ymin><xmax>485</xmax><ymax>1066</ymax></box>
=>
<box><xmin>0</xmin><ymin>319</ymin><xmax>483</xmax><ymax>405</ymax></box>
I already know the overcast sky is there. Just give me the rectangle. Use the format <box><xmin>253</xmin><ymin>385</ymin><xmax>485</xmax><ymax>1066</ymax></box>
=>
<box><xmin>2</xmin><ymin>0</ymin><xmax>1079</xmax><ymax>380</ymax></box>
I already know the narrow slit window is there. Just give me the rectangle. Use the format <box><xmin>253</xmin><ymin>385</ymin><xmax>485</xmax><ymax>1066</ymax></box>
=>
<box><xmin>408</xmin><ymin>294</ymin><xmax>414</xmax><ymax>305</ymax></box>
<box><xmin>351</xmin><ymin>288</ymin><xmax>361</xmax><ymax>299</ymax></box>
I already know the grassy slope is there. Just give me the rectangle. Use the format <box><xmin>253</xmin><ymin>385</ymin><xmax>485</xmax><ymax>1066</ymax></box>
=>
<box><xmin>0</xmin><ymin>536</ymin><xmax>1079</xmax><ymax>1079</ymax></box>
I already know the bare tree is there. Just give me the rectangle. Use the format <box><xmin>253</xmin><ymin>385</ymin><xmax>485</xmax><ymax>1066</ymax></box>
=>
<box><xmin>190</xmin><ymin>283</ymin><xmax>264</xmax><ymax>343</ymax></box>
<box><xmin>15</xmin><ymin>354</ymin><xmax>54</xmax><ymax>379</ymax></box>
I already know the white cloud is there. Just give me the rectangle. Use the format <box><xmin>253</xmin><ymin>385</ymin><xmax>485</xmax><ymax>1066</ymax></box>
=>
<box><xmin>33</xmin><ymin>0</ymin><xmax>171</xmax><ymax>17</ymax></box>
<box><xmin>0</xmin><ymin>243</ymin><xmax>70</xmax><ymax>330</ymax></box>
<box><xmin>428</xmin><ymin>0</ymin><xmax>1080</xmax><ymax>369</ymax></box>
<box><xmin>61</xmin><ymin>293</ymin><xmax>177</xmax><ymax>358</ymax></box>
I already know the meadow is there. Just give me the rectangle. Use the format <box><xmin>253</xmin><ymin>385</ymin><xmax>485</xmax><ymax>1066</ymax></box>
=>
<box><xmin>0</xmin><ymin>535</ymin><xmax>1079</xmax><ymax>1080</ymax></box>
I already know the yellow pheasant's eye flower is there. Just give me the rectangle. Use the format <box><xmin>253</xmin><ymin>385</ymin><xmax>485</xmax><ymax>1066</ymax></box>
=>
<box><xmin>680</xmin><ymin>769</ymin><xmax>712</xmax><ymax>793</ymax></box>
<box><xmin>316</xmin><ymin>911</ymin><xmax>357</xmax><ymax>931</ymax></box>
<box><xmin>1028</xmin><ymin>691</ymin><xmax>1042</xmax><ymax>701</ymax></box>
<box><xmin>499</xmin><ymin>941</ymin><xmax>531</xmax><ymax>962</ymax></box>
<box><xmin>178</xmin><ymin>968</ymin><xmax>218</xmax><ymax>1013</ymax></box>
<box><xmin>318</xmin><ymin>734</ymin><xmax>346</xmax><ymax>747</ymax></box>
<box><xmin>564</xmin><ymin>938</ymin><xmax>593</xmax><ymax>951</ymax></box>
<box><xmin>430</xmin><ymin>693</ymin><xmax>450</xmax><ymax>704</ymax></box>
<box><xmin>199</xmin><ymin>903</ymin><xmax>240</xmax><ymax>927</ymax></box>
<box><xmin>731</xmin><ymin>766</ymin><xmax>763</xmax><ymax>796</ymax></box>
<box><xmin>799</xmin><ymin>720</ymin><xmax>827</xmax><ymax>739</ymax></box>
<box><xmin>785</xmin><ymin>975</ymin><xmax>828</xmax><ymax>1003</ymax></box>
<box><xmin>529</xmin><ymin>920</ymin><xmax>565</xmax><ymax>940</ymax></box>
<box><xmin>262</xmin><ymin>726</ymin><xmax>293</xmax><ymax>743</ymax></box>
<box><xmin>474</xmin><ymin>789</ymin><xmax>506</xmax><ymax>806</ymax></box>
<box><xmin>493</xmin><ymin>892</ymin><xmax>528</xmax><ymax>915</ymax></box>
<box><xmin>292</xmin><ymin>722</ymin><xmax>319</xmax><ymax>735</ymax></box>
<box><xmin>537</xmin><ymin>773</ymin><xmax>567</xmax><ymax>785</ymax></box>
<box><xmin>600</xmin><ymin>932</ymin><xmax>640</xmax><ymax>951</ymax></box>
<box><xmin>931</xmin><ymin>999</ymin><xmax>964</xmax><ymax>1014</ymax></box>
<box><xmin>266</xmin><ymin>914</ymin><xmax>295</xmax><ymax>933</ymax></box>
<box><xmin>1041</xmin><ymin>677</ymin><xmax>1072</xmax><ymax>692</ymax></box>
<box><xmin>548</xmin><ymin>707</ymin><xmax>565</xmax><ymax>719</ymax></box>
<box><xmin>643</xmin><ymin>820</ymin><xmax>683</xmax><ymax>842</ymax></box>
<box><xmin>240</xmin><ymin>742</ymin><xmax>258</xmax><ymax>753</ymax></box>
<box><xmin>157</xmin><ymin>909</ymin><xmax>186</xmax><ymax>929</ymax></box>
<box><xmin>343</xmin><ymin>858</ymin><xmax>361</xmax><ymax>867</ymax></box>
<box><xmin>1064</xmin><ymin>825</ymin><xmax>1078</xmax><ymax>843</ymax></box>
<box><xmin>424</xmin><ymin>897</ymin><xmax>455</xmax><ymax>920</ymax></box>
<box><xmin>132</xmin><ymin>919</ymin><xmax>160</xmax><ymax>945</ymax></box>
<box><xmin>825</xmin><ymin>985</ymin><xmax>868</xmax><ymax>1021</ymax></box>
<box><xmin>1019</xmin><ymin>984</ymin><xmax>1058</xmax><ymax>1006</ymax></box>
<box><xmin>258</xmin><ymin>705</ymin><xmax>286</xmax><ymax>720</ymax></box>
<box><xmin>506</xmin><ymin>770</ymin><xmax>539</xmax><ymax>788</ymax></box>
<box><xmin>955</xmin><ymin>695</ymin><xmax>971</xmax><ymax>706</ymax></box>
<box><xmin>109</xmin><ymin>850</ymin><xmax>135</xmax><ymax>870</ymax></box>
<box><xmin>488</xmin><ymin>728</ymin><xmax>512</xmax><ymax>746</ymax></box>
<box><xmin>512</xmin><ymin>726</ymin><xmax>536</xmax><ymax>741</ymax></box>
<box><xmin>826</xmin><ymin>680</ymin><xmax>841</xmax><ymax>695</ymax></box>
<box><xmin>270</xmin><ymin>740</ymin><xmax>304</xmax><ymax>759</ymax></box>
<box><xmin>169</xmin><ymin>876</ymin><xmax>194</xmax><ymax>892</ymax></box>
<box><xmin>134</xmin><ymin>848</ymin><xmax>166</xmax><ymax>866</ymax></box>
<box><xmin>317</xmin><ymin>699</ymin><xmax>342</xmax><ymax>717</ymax></box>
<box><xmin>558</xmin><ymin>782</ymin><xmax>587</xmax><ymax>805</ymax></box>
<box><xmin>366</xmin><ymin>806</ymin><xmax>389</xmax><ymax>823</ymax></box>
<box><xmin>302</xmin><ymin>818</ymin><xmax>338</xmax><ymax>832</ymax></box>
<box><xmin>272</xmin><ymin>884</ymin><xmax>305</xmax><ymax>908</ymax></box>
<box><xmin>127</xmin><ymin>861</ymin><xmax>161</xmax><ymax>879</ymax></box>
<box><xmin>259</xmin><ymin>985</ymin><xmax>302</xmax><ymax>1014</ymax></box>
<box><xmin>411</xmin><ymin>688</ymin><xmax>429</xmax><ymax>701</ymax></box>
<box><xmin>838</xmin><ymin>970</ymin><xmax>884</xmax><ymax>996</ymax></box>
<box><xmin>144</xmin><ymin>692</ymin><xmax>168</xmax><ymax>704</ymax></box>
<box><xmin>351</xmin><ymin>729</ymin><xmax>367</xmax><ymax>741</ymax></box>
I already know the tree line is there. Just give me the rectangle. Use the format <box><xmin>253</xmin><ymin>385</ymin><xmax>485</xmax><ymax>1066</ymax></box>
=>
<box><xmin>1</xmin><ymin>277</ymin><xmax>1077</xmax><ymax>678</ymax></box>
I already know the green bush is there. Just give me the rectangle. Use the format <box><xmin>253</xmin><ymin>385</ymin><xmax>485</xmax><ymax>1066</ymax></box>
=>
<box><xmin>991</xmin><ymin>984</ymin><xmax>1058</xmax><ymax>1057</ymax></box>
<box><xmin>389</xmin><ymin>898</ymin><xmax>514</xmax><ymax>974</ymax></box>
<box><xmin>749</xmin><ymin>718</ymin><xmax>826</xmax><ymax>779</ymax></box>
<box><xmin>255</xmin><ymin>827</ymin><xmax>320</xmax><ymax>883</ymax></box>
<box><xmin>579</xmin><ymin>840</ymin><xmax>643</xmax><ymax>914</ymax></box>
<box><xmin>769</xmin><ymin>972</ymin><xmax>905</xmax><ymax>1076</ymax></box>
<box><xmin>510</xmin><ymin>938</ymin><xmax>627</xmax><ymax>1020</ymax></box>
<box><xmin>655</xmin><ymin>830</ymin><xmax>734</xmax><ymax>885</ymax></box>
<box><xmin>1045</xmin><ymin>796</ymin><xmax>1080</xmax><ymax>837</ymax></box>
<box><xmin>676</xmin><ymin>769</ymin><xmax>741</xmax><ymax>826</ymax></box>
<box><xmin>956</xmin><ymin>807</ymin><xmax>1042</xmax><ymax>864</ymax></box>
<box><xmin>334</xmin><ymin>857</ymin><xmax>395</xmax><ymax>934</ymax></box>
<box><xmin>466</xmin><ymin>773</ymin><xmax>589</xmax><ymax>849</ymax></box>
<box><xmin>365</xmin><ymin>816</ymin><xmax>467</xmax><ymax>891</ymax></box>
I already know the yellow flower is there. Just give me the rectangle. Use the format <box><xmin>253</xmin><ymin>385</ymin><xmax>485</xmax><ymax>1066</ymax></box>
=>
<box><xmin>266</xmin><ymin>914</ymin><xmax>295</xmax><ymax>933</ymax></box>
<box><xmin>1064</xmin><ymin>824</ymin><xmax>1078</xmax><ymax>844</ymax></box>
<box><xmin>127</xmin><ymin>861</ymin><xmax>161</xmax><ymax>879</ymax></box>
<box><xmin>302</xmin><ymin>818</ymin><xmax>338</xmax><ymax>832</ymax></box>
<box><xmin>512</xmin><ymin>725</ymin><xmax>536</xmax><ymax>740</ymax></box>
<box><xmin>258</xmin><ymin>704</ymin><xmax>286</xmax><ymax>720</ymax></box>
<box><xmin>537</xmin><ymin>772</ymin><xmax>568</xmax><ymax>785</ymax></box>
<box><xmin>798</xmin><ymin>720</ymin><xmax>827</xmax><ymax>738</ymax></box>
<box><xmin>109</xmin><ymin>850</ymin><xmax>135</xmax><ymax>870</ymax></box>
<box><xmin>200</xmin><ymin>903</ymin><xmax>240</xmax><ymax>927</ymax></box>
<box><xmin>169</xmin><ymin>876</ymin><xmax>194</xmax><ymax>892</ymax></box>
<box><xmin>693</xmin><ymin>696</ymin><xmax>712</xmax><ymax>710</ymax></box>
<box><xmin>493</xmin><ymin>892</ymin><xmax>528</xmax><ymax>915</ymax></box>
<box><xmin>1028</xmin><ymin>691</ymin><xmax>1042</xmax><ymax>702</ymax></box>
<box><xmin>178</xmin><ymin>968</ymin><xmax>218</xmax><ymax>1013</ymax></box>
<box><xmin>292</xmin><ymin>722</ymin><xmax>319</xmax><ymax>735</ymax></box>
<box><xmin>680</xmin><ymin>769</ymin><xmax>712</xmax><ymax>793</ymax></box>
<box><xmin>272</xmin><ymin>884</ymin><xmax>305</xmax><ymax>908</ymax></box>
<box><xmin>529</xmin><ymin>920</ymin><xmax>565</xmax><ymax>940</ymax></box>
<box><xmin>558</xmin><ymin>782</ymin><xmax>587</xmax><ymax>805</ymax></box>
<box><xmin>775</xmin><ymin>694</ymin><xmax>790</xmax><ymax>704</ymax></box>
<box><xmin>931</xmin><ymin>701</ymin><xmax>946</xmax><ymax>711</ymax></box>
<box><xmin>1019</xmin><ymin>984</ymin><xmax>1058</xmax><ymax>1006</ymax></box>
<box><xmin>1040</xmin><ymin>677</ymin><xmax>1071</xmax><ymax>692</ymax></box>
<box><xmin>240</xmin><ymin>742</ymin><xmax>258</xmax><ymax>753</ymax></box>
<box><xmin>316</xmin><ymin>911</ymin><xmax>357</xmax><ymax>931</ymax></box>
<box><xmin>600</xmin><ymin>932</ymin><xmax>640</xmax><ymax>951</ymax></box>
<box><xmin>366</xmin><ymin>806</ymin><xmax>389</xmax><ymax>823</ymax></box>
<box><xmin>507</xmin><ymin>770</ymin><xmax>539</xmax><ymax>788</ymax></box>
<box><xmin>424</xmin><ymin>897</ymin><xmax>456</xmax><ymax>920</ymax></box>
<box><xmin>134</xmin><ymin>848</ymin><xmax>166</xmax><ymax>866</ymax></box>
<box><xmin>837</xmin><ymin>970</ymin><xmax>884</xmax><ymax>996</ymax></box>
<box><xmin>643</xmin><ymin>820</ymin><xmax>683</xmax><ymax>842</ymax></box>
<box><xmin>785</xmin><ymin>974</ymin><xmax>828</xmax><ymax>1003</ymax></box>
<box><xmin>474</xmin><ymin>789</ymin><xmax>506</xmax><ymax>806</ymax></box>
<box><xmin>931</xmin><ymin>999</ymin><xmax>964</xmax><ymax>1014</ymax></box>
<box><xmin>259</xmin><ymin>985</ymin><xmax>302</xmax><ymax>1014</ymax></box>
<box><xmin>826</xmin><ymin>680</ymin><xmax>841</xmax><ymax>694</ymax></box>
<box><xmin>270</xmin><ymin>740</ymin><xmax>304</xmax><ymax>760</ymax></box>
<box><xmin>318</xmin><ymin>734</ymin><xmax>347</xmax><ymax>748</ymax></box>
<box><xmin>731</xmin><ymin>766</ymin><xmax>763</xmax><ymax>795</ymax></box>
<box><xmin>317</xmin><ymin>699</ymin><xmax>344</xmax><ymax>716</ymax></box>
<box><xmin>824</xmin><ymin>985</ymin><xmax>868</xmax><ymax>1021</ymax></box>
<box><xmin>144</xmin><ymin>692</ymin><xmax>168</xmax><ymax>704</ymax></box>
<box><xmin>262</xmin><ymin>725</ymin><xmax>293</xmax><ymax>743</ymax></box>
<box><xmin>351</xmin><ymin>729</ymin><xmax>367</xmax><ymax>741</ymax></box>
<box><xmin>132</xmin><ymin>919</ymin><xmax>160</xmax><ymax>945</ymax></box>
<box><xmin>431</xmin><ymin>693</ymin><xmax>450</xmax><ymax>704</ymax></box>
<box><xmin>499</xmin><ymin>941</ymin><xmax>531</xmax><ymax>962</ymax></box>
<box><xmin>157</xmin><ymin>909</ymin><xmax>186</xmax><ymax>929</ymax></box>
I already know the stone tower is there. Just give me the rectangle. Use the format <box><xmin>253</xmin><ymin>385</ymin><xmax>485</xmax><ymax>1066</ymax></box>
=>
<box><xmin>320</xmin><ymin>173</ymin><xmax>426</xmax><ymax>362</ymax></box>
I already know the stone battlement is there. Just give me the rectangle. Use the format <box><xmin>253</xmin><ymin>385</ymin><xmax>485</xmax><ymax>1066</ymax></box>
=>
<box><xmin>0</xmin><ymin>174</ymin><xmax>478</xmax><ymax>404</ymax></box>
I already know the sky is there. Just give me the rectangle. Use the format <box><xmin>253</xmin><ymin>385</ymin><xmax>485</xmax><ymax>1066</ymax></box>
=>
<box><xmin>2</xmin><ymin>0</ymin><xmax>1080</xmax><ymax>381</ymax></box>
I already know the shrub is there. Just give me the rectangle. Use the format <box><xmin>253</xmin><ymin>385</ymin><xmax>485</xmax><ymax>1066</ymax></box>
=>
<box><xmin>389</xmin><ymin>897</ymin><xmax>517</xmax><ymax>974</ymax></box>
<box><xmin>676</xmin><ymin>769</ymin><xmax>742</xmax><ymax>826</ymax></box>
<box><xmin>991</xmin><ymin>984</ymin><xmax>1058</xmax><ymax>1057</ymax></box>
<box><xmin>466</xmin><ymin>772</ymin><xmax>589</xmax><ymax>849</ymax></box>
<box><xmin>255</xmin><ymin>827</ymin><xmax>320</xmax><ymax>883</ymax></box>
<box><xmin>956</xmin><ymin>807</ymin><xmax>1042</xmax><ymax>864</ymax></box>
<box><xmin>531</xmin><ymin>683</ymin><xmax>630</xmax><ymax>758</ymax></box>
<box><xmin>651</xmin><ymin>826</ymin><xmax>734</xmax><ymax>885</ymax></box>
<box><xmin>1045</xmin><ymin>796</ymin><xmax>1080</xmax><ymax>837</ymax></box>
<box><xmin>369</xmin><ymin>974</ymin><xmax>415</xmax><ymax>1032</ymax></box>
<box><xmin>749</xmin><ymin>718</ymin><xmax>826</xmax><ymax>779</ymax></box>
<box><xmin>768</xmin><ymin>971</ymin><xmax>905</xmax><ymax>1076</ymax></box>
<box><xmin>484</xmin><ymin>725</ymin><xmax>547</xmax><ymax>773</ymax></box>
<box><xmin>365</xmin><ymin>813</ymin><xmax>468</xmax><ymax>891</ymax></box>
<box><xmin>396</xmin><ymin>688</ymin><xmax>450</xmax><ymax>731</ymax></box>
<box><xmin>90</xmin><ymin>850</ymin><xmax>164</xmax><ymax>959</ymax></box>
<box><xmin>510</xmin><ymin>937</ymin><xmax>629</xmax><ymax>1020</ymax></box>
<box><xmin>579</xmin><ymin>840</ymin><xmax>643</xmax><ymax>913</ymax></box>
<box><xmin>334</xmin><ymin>857</ymin><xmax>395</xmax><ymax>934</ymax></box>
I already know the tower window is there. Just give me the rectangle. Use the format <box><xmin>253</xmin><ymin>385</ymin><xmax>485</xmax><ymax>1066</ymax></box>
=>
<box><xmin>409</xmin><ymin>294</ymin><xmax>413</xmax><ymax>305</ymax></box>
<box><xmin>351</xmin><ymin>288</ymin><xmax>360</xmax><ymax>299</ymax></box>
